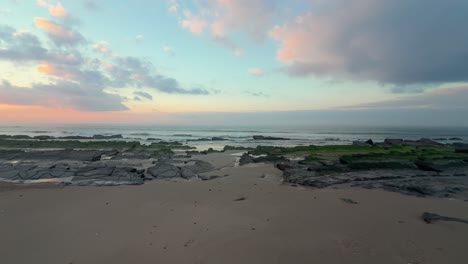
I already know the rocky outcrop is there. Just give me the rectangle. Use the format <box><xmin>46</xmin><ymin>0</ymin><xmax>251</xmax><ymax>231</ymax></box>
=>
<box><xmin>147</xmin><ymin>163</ymin><xmax>181</xmax><ymax>179</ymax></box>
<box><xmin>252</xmin><ymin>135</ymin><xmax>289</xmax><ymax>140</ymax></box>
<box><xmin>92</xmin><ymin>134</ymin><xmax>123</xmax><ymax>140</ymax></box>
<box><xmin>422</xmin><ymin>212</ymin><xmax>468</xmax><ymax>224</ymax></box>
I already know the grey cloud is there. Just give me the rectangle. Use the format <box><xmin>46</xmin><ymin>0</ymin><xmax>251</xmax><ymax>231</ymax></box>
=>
<box><xmin>277</xmin><ymin>0</ymin><xmax>468</xmax><ymax>85</ymax></box>
<box><xmin>109</xmin><ymin>56</ymin><xmax>209</xmax><ymax>94</ymax></box>
<box><xmin>245</xmin><ymin>91</ymin><xmax>269</xmax><ymax>97</ymax></box>
<box><xmin>0</xmin><ymin>24</ymin><xmax>209</xmax><ymax>112</ymax></box>
<box><xmin>340</xmin><ymin>86</ymin><xmax>468</xmax><ymax>110</ymax></box>
<box><xmin>133</xmin><ymin>91</ymin><xmax>153</xmax><ymax>100</ymax></box>
<box><xmin>0</xmin><ymin>80</ymin><xmax>128</xmax><ymax>111</ymax></box>
<box><xmin>0</xmin><ymin>26</ymin><xmax>83</xmax><ymax>65</ymax></box>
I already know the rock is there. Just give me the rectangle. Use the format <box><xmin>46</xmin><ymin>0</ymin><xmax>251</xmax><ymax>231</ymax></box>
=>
<box><xmin>186</xmin><ymin>160</ymin><xmax>214</xmax><ymax>173</ymax></box>
<box><xmin>414</xmin><ymin>160</ymin><xmax>467</xmax><ymax>172</ymax></box>
<box><xmin>92</xmin><ymin>134</ymin><xmax>123</xmax><ymax>140</ymax></box>
<box><xmin>199</xmin><ymin>174</ymin><xmax>220</xmax><ymax>181</ymax></box>
<box><xmin>211</xmin><ymin>137</ymin><xmax>226</xmax><ymax>141</ymax></box>
<box><xmin>276</xmin><ymin>163</ymin><xmax>294</xmax><ymax>171</ymax></box>
<box><xmin>422</xmin><ymin>212</ymin><xmax>468</xmax><ymax>224</ymax></box>
<box><xmin>352</xmin><ymin>141</ymin><xmax>368</xmax><ymax>146</ymax></box>
<box><xmin>239</xmin><ymin>153</ymin><xmax>254</xmax><ymax>166</ymax></box>
<box><xmin>147</xmin><ymin>138</ymin><xmax>161</xmax><ymax>141</ymax></box>
<box><xmin>58</xmin><ymin>136</ymin><xmax>92</xmax><ymax>140</ymax></box>
<box><xmin>433</xmin><ymin>138</ymin><xmax>447</xmax><ymax>141</ymax></box>
<box><xmin>10</xmin><ymin>135</ymin><xmax>32</xmax><ymax>139</ymax></box>
<box><xmin>233</xmin><ymin>197</ymin><xmax>247</xmax><ymax>201</ymax></box>
<box><xmin>450</xmin><ymin>137</ymin><xmax>462</xmax><ymax>141</ymax></box>
<box><xmin>33</xmin><ymin>135</ymin><xmax>53</xmax><ymax>140</ymax></box>
<box><xmin>187</xmin><ymin>138</ymin><xmax>211</xmax><ymax>142</ymax></box>
<box><xmin>181</xmin><ymin>167</ymin><xmax>197</xmax><ymax>179</ymax></box>
<box><xmin>384</xmin><ymin>138</ymin><xmax>404</xmax><ymax>145</ymax></box>
<box><xmin>365</xmin><ymin>139</ymin><xmax>374</xmax><ymax>145</ymax></box>
<box><xmin>417</xmin><ymin>138</ymin><xmax>442</xmax><ymax>145</ymax></box>
<box><xmin>252</xmin><ymin>135</ymin><xmax>289</xmax><ymax>140</ymax></box>
<box><xmin>341</xmin><ymin>198</ymin><xmax>358</xmax><ymax>204</ymax></box>
<box><xmin>0</xmin><ymin>169</ymin><xmax>20</xmax><ymax>180</ymax></box>
<box><xmin>147</xmin><ymin>163</ymin><xmax>181</xmax><ymax>179</ymax></box>
<box><xmin>455</xmin><ymin>148</ymin><xmax>468</xmax><ymax>154</ymax></box>
<box><xmin>347</xmin><ymin>161</ymin><xmax>414</xmax><ymax>170</ymax></box>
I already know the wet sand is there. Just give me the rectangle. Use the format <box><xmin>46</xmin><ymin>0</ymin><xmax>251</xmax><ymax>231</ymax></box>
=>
<box><xmin>1</xmin><ymin>153</ymin><xmax>468</xmax><ymax>264</ymax></box>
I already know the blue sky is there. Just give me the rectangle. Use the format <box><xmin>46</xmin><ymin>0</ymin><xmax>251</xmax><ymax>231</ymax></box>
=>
<box><xmin>0</xmin><ymin>0</ymin><xmax>468</xmax><ymax>125</ymax></box>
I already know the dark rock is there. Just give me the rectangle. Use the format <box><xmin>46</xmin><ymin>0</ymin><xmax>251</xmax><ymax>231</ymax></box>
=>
<box><xmin>422</xmin><ymin>212</ymin><xmax>468</xmax><ymax>224</ymax></box>
<box><xmin>147</xmin><ymin>163</ymin><xmax>181</xmax><ymax>179</ymax></box>
<box><xmin>239</xmin><ymin>153</ymin><xmax>255</xmax><ymax>166</ymax></box>
<box><xmin>455</xmin><ymin>148</ymin><xmax>468</xmax><ymax>154</ymax></box>
<box><xmin>187</xmin><ymin>138</ymin><xmax>211</xmax><ymax>142</ymax></box>
<box><xmin>352</xmin><ymin>141</ymin><xmax>368</xmax><ymax>146</ymax></box>
<box><xmin>186</xmin><ymin>160</ymin><xmax>214</xmax><ymax>174</ymax></box>
<box><xmin>146</xmin><ymin>138</ymin><xmax>161</xmax><ymax>141</ymax></box>
<box><xmin>341</xmin><ymin>198</ymin><xmax>359</xmax><ymax>204</ymax></box>
<box><xmin>252</xmin><ymin>135</ymin><xmax>289</xmax><ymax>140</ymax></box>
<box><xmin>10</xmin><ymin>135</ymin><xmax>32</xmax><ymax>139</ymax></box>
<box><xmin>33</xmin><ymin>135</ymin><xmax>54</xmax><ymax>140</ymax></box>
<box><xmin>433</xmin><ymin>138</ymin><xmax>447</xmax><ymax>141</ymax></box>
<box><xmin>180</xmin><ymin>167</ymin><xmax>197</xmax><ymax>179</ymax></box>
<box><xmin>199</xmin><ymin>174</ymin><xmax>220</xmax><ymax>181</ymax></box>
<box><xmin>449</xmin><ymin>138</ymin><xmax>462</xmax><ymax>141</ymax></box>
<box><xmin>58</xmin><ymin>136</ymin><xmax>92</xmax><ymax>140</ymax></box>
<box><xmin>365</xmin><ymin>139</ymin><xmax>374</xmax><ymax>145</ymax></box>
<box><xmin>276</xmin><ymin>163</ymin><xmax>294</xmax><ymax>171</ymax></box>
<box><xmin>417</xmin><ymin>138</ymin><xmax>442</xmax><ymax>146</ymax></box>
<box><xmin>211</xmin><ymin>137</ymin><xmax>226</xmax><ymax>141</ymax></box>
<box><xmin>384</xmin><ymin>138</ymin><xmax>404</xmax><ymax>145</ymax></box>
<box><xmin>92</xmin><ymin>134</ymin><xmax>123</xmax><ymax>140</ymax></box>
<box><xmin>233</xmin><ymin>197</ymin><xmax>246</xmax><ymax>201</ymax></box>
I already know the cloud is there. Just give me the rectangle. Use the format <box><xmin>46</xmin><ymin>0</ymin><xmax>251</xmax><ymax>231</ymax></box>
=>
<box><xmin>269</xmin><ymin>0</ymin><xmax>468</xmax><ymax>85</ymax></box>
<box><xmin>34</xmin><ymin>17</ymin><xmax>85</xmax><ymax>46</ymax></box>
<box><xmin>48</xmin><ymin>3</ymin><xmax>68</xmax><ymax>17</ymax></box>
<box><xmin>93</xmin><ymin>41</ymin><xmax>111</xmax><ymax>53</ymax></box>
<box><xmin>0</xmin><ymin>26</ymin><xmax>83</xmax><ymax>64</ymax></box>
<box><xmin>248</xmin><ymin>68</ymin><xmax>264</xmax><ymax>76</ymax></box>
<box><xmin>245</xmin><ymin>91</ymin><xmax>269</xmax><ymax>97</ymax></box>
<box><xmin>83</xmin><ymin>0</ymin><xmax>101</xmax><ymax>11</ymax></box>
<box><xmin>172</xmin><ymin>0</ymin><xmax>284</xmax><ymax>54</ymax></box>
<box><xmin>0</xmin><ymin>80</ymin><xmax>128</xmax><ymax>111</ymax></box>
<box><xmin>135</xmin><ymin>34</ymin><xmax>144</xmax><ymax>42</ymax></box>
<box><xmin>36</xmin><ymin>1</ymin><xmax>69</xmax><ymax>17</ymax></box>
<box><xmin>341</xmin><ymin>86</ymin><xmax>468</xmax><ymax>111</ymax></box>
<box><xmin>181</xmin><ymin>11</ymin><xmax>207</xmax><ymax>35</ymax></box>
<box><xmin>163</xmin><ymin>46</ymin><xmax>174</xmax><ymax>55</ymax></box>
<box><xmin>168</xmin><ymin>0</ymin><xmax>178</xmax><ymax>12</ymax></box>
<box><xmin>134</xmin><ymin>91</ymin><xmax>153</xmax><ymax>100</ymax></box>
<box><xmin>0</xmin><ymin>24</ymin><xmax>209</xmax><ymax>112</ymax></box>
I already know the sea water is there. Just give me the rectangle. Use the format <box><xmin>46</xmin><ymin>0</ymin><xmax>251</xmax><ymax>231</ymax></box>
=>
<box><xmin>0</xmin><ymin>124</ymin><xmax>467</xmax><ymax>150</ymax></box>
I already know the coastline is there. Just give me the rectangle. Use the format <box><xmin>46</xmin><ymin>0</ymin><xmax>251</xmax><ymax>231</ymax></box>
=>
<box><xmin>1</xmin><ymin>161</ymin><xmax>467</xmax><ymax>264</ymax></box>
<box><xmin>1</xmin><ymin>137</ymin><xmax>468</xmax><ymax>263</ymax></box>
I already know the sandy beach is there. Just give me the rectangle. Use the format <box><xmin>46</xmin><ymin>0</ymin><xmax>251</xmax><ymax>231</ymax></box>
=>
<box><xmin>1</xmin><ymin>153</ymin><xmax>468</xmax><ymax>264</ymax></box>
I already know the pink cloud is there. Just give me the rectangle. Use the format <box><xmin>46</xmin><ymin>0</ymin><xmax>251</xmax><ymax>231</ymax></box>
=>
<box><xmin>248</xmin><ymin>68</ymin><xmax>264</xmax><ymax>76</ymax></box>
<box><xmin>49</xmin><ymin>3</ymin><xmax>68</xmax><ymax>17</ymax></box>
<box><xmin>93</xmin><ymin>41</ymin><xmax>111</xmax><ymax>53</ymax></box>
<box><xmin>211</xmin><ymin>21</ymin><xmax>224</xmax><ymax>36</ymax></box>
<box><xmin>181</xmin><ymin>12</ymin><xmax>207</xmax><ymax>35</ymax></box>
<box><xmin>34</xmin><ymin>17</ymin><xmax>84</xmax><ymax>45</ymax></box>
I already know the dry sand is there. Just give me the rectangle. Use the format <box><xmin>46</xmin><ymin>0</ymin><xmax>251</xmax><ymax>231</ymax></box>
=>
<box><xmin>1</xmin><ymin>153</ymin><xmax>468</xmax><ymax>264</ymax></box>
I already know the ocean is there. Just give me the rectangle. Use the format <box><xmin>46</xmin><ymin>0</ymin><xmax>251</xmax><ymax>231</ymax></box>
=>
<box><xmin>0</xmin><ymin>124</ymin><xmax>467</xmax><ymax>150</ymax></box>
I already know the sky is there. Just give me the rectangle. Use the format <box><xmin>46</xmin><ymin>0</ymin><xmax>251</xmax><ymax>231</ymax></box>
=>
<box><xmin>0</xmin><ymin>0</ymin><xmax>468</xmax><ymax>126</ymax></box>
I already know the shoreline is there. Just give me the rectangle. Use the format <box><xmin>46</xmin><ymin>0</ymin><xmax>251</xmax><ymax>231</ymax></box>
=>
<box><xmin>1</xmin><ymin>137</ymin><xmax>468</xmax><ymax>263</ymax></box>
<box><xmin>1</xmin><ymin>163</ymin><xmax>467</xmax><ymax>264</ymax></box>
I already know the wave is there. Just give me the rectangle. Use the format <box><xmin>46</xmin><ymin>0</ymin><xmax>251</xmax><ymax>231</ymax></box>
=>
<box><xmin>30</xmin><ymin>130</ymin><xmax>51</xmax><ymax>134</ymax></box>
